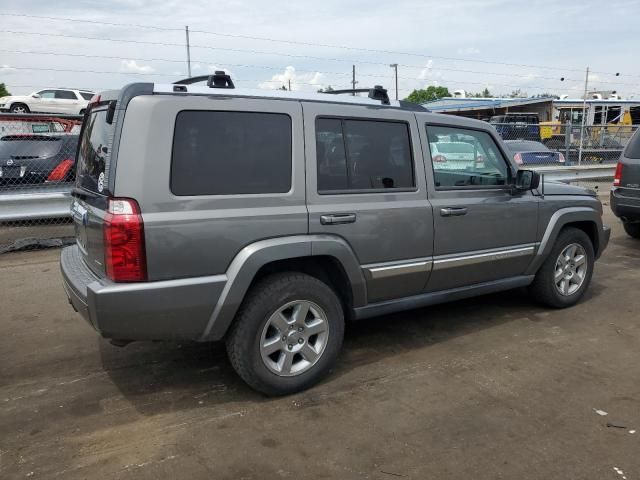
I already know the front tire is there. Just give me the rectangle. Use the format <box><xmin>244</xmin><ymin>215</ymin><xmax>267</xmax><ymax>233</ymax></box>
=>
<box><xmin>529</xmin><ymin>227</ymin><xmax>595</xmax><ymax>308</ymax></box>
<box><xmin>623</xmin><ymin>222</ymin><xmax>640</xmax><ymax>239</ymax></box>
<box><xmin>9</xmin><ymin>103</ymin><xmax>30</xmax><ymax>114</ymax></box>
<box><xmin>226</xmin><ymin>272</ymin><xmax>345</xmax><ymax>396</ymax></box>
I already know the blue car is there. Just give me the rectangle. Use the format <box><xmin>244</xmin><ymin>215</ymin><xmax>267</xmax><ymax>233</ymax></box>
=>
<box><xmin>504</xmin><ymin>140</ymin><xmax>566</xmax><ymax>165</ymax></box>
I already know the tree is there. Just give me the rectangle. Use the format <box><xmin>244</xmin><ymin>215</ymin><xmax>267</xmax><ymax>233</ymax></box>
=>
<box><xmin>404</xmin><ymin>86</ymin><xmax>450</xmax><ymax>104</ymax></box>
<box><xmin>0</xmin><ymin>83</ymin><xmax>10</xmax><ymax>97</ymax></box>
<box><xmin>317</xmin><ymin>85</ymin><xmax>335</xmax><ymax>93</ymax></box>
<box><xmin>470</xmin><ymin>88</ymin><xmax>493</xmax><ymax>98</ymax></box>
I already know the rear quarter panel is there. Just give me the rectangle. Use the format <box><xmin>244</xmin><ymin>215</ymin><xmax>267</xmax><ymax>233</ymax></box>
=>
<box><xmin>114</xmin><ymin>95</ymin><xmax>307</xmax><ymax>280</ymax></box>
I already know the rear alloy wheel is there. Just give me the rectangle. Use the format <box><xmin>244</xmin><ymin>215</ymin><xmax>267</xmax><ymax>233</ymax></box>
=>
<box><xmin>226</xmin><ymin>272</ymin><xmax>344</xmax><ymax>396</ymax></box>
<box><xmin>529</xmin><ymin>227</ymin><xmax>594</xmax><ymax>308</ymax></box>
<box><xmin>10</xmin><ymin>103</ymin><xmax>29</xmax><ymax>114</ymax></box>
<box><xmin>623</xmin><ymin>222</ymin><xmax>640</xmax><ymax>239</ymax></box>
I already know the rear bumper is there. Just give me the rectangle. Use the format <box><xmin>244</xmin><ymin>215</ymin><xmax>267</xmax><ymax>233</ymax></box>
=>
<box><xmin>60</xmin><ymin>245</ymin><xmax>226</xmax><ymax>341</ymax></box>
<box><xmin>611</xmin><ymin>187</ymin><xmax>640</xmax><ymax>222</ymax></box>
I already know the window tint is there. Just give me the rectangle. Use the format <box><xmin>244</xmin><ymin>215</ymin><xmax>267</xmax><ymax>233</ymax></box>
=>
<box><xmin>80</xmin><ymin>92</ymin><xmax>94</xmax><ymax>100</ymax></box>
<box><xmin>55</xmin><ymin>90</ymin><xmax>78</xmax><ymax>100</ymax></box>
<box><xmin>624</xmin><ymin>129</ymin><xmax>640</xmax><ymax>159</ymax></box>
<box><xmin>37</xmin><ymin>90</ymin><xmax>56</xmax><ymax>99</ymax></box>
<box><xmin>77</xmin><ymin>109</ymin><xmax>110</xmax><ymax>193</ymax></box>
<box><xmin>171</xmin><ymin>111</ymin><xmax>292</xmax><ymax>196</ymax></box>
<box><xmin>316</xmin><ymin>118</ymin><xmax>414</xmax><ymax>192</ymax></box>
<box><xmin>427</xmin><ymin>125</ymin><xmax>509</xmax><ymax>188</ymax></box>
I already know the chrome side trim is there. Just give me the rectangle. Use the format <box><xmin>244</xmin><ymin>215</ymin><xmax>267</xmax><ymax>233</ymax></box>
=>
<box><xmin>366</xmin><ymin>260</ymin><xmax>432</xmax><ymax>280</ymax></box>
<box><xmin>433</xmin><ymin>245</ymin><xmax>536</xmax><ymax>271</ymax></box>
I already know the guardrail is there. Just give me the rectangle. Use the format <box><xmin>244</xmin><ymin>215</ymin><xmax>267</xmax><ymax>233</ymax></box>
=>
<box><xmin>0</xmin><ymin>187</ymin><xmax>73</xmax><ymax>222</ymax></box>
<box><xmin>530</xmin><ymin>164</ymin><xmax>615</xmax><ymax>183</ymax></box>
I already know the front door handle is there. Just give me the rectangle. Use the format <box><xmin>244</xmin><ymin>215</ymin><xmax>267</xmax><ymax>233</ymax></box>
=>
<box><xmin>320</xmin><ymin>213</ymin><xmax>357</xmax><ymax>225</ymax></box>
<box><xmin>440</xmin><ymin>207</ymin><xmax>468</xmax><ymax>217</ymax></box>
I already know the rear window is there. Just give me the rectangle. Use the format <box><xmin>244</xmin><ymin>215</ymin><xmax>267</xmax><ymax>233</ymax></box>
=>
<box><xmin>171</xmin><ymin>111</ymin><xmax>292</xmax><ymax>196</ymax></box>
<box><xmin>76</xmin><ymin>109</ymin><xmax>110</xmax><ymax>193</ymax></box>
<box><xmin>625</xmin><ymin>130</ymin><xmax>640</xmax><ymax>159</ymax></box>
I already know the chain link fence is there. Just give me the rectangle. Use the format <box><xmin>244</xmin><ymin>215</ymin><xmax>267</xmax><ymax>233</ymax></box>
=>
<box><xmin>491</xmin><ymin>121</ymin><xmax>637</xmax><ymax>165</ymax></box>
<box><xmin>0</xmin><ymin>114</ymin><xmax>82</xmax><ymax>253</ymax></box>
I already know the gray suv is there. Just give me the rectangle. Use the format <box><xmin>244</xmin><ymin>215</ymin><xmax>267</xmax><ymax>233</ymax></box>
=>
<box><xmin>61</xmin><ymin>74</ymin><xmax>610</xmax><ymax>395</ymax></box>
<box><xmin>611</xmin><ymin>128</ymin><xmax>640</xmax><ymax>238</ymax></box>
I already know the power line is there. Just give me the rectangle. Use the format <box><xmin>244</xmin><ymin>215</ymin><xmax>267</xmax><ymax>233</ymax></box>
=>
<box><xmin>0</xmin><ymin>12</ymin><xmax>630</xmax><ymax>78</ymax></box>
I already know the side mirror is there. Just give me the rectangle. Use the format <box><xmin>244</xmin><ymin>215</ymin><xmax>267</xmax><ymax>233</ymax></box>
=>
<box><xmin>515</xmin><ymin>169</ymin><xmax>540</xmax><ymax>191</ymax></box>
<box><xmin>31</xmin><ymin>93</ymin><xmax>40</xmax><ymax>98</ymax></box>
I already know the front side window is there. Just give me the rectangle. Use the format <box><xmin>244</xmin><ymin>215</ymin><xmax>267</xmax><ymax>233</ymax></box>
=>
<box><xmin>171</xmin><ymin>111</ymin><xmax>292</xmax><ymax>196</ymax></box>
<box><xmin>316</xmin><ymin>118</ymin><xmax>414</xmax><ymax>192</ymax></box>
<box><xmin>55</xmin><ymin>90</ymin><xmax>78</xmax><ymax>100</ymax></box>
<box><xmin>427</xmin><ymin>125</ymin><xmax>510</xmax><ymax>188</ymax></box>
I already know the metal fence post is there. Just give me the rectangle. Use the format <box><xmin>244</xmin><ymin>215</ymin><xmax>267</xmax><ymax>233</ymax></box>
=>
<box><xmin>565</xmin><ymin>121</ymin><xmax>571</xmax><ymax>165</ymax></box>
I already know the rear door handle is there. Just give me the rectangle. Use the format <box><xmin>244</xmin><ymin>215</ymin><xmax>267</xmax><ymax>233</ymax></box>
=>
<box><xmin>320</xmin><ymin>213</ymin><xmax>357</xmax><ymax>225</ymax></box>
<box><xmin>440</xmin><ymin>207</ymin><xmax>468</xmax><ymax>217</ymax></box>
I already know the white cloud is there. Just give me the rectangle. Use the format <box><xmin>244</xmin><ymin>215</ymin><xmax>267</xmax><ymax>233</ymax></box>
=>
<box><xmin>418</xmin><ymin>60</ymin><xmax>434</xmax><ymax>80</ymax></box>
<box><xmin>192</xmin><ymin>64</ymin><xmax>202</xmax><ymax>70</ymax></box>
<box><xmin>120</xmin><ymin>60</ymin><xmax>155</xmax><ymax>74</ymax></box>
<box><xmin>259</xmin><ymin>66</ymin><xmax>324</xmax><ymax>91</ymax></box>
<box><xmin>457</xmin><ymin>47</ymin><xmax>481</xmax><ymax>55</ymax></box>
<box><xmin>0</xmin><ymin>65</ymin><xmax>16</xmax><ymax>74</ymax></box>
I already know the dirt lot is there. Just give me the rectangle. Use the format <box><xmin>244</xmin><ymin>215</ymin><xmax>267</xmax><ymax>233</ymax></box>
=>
<box><xmin>0</xmin><ymin>208</ymin><xmax>638</xmax><ymax>479</ymax></box>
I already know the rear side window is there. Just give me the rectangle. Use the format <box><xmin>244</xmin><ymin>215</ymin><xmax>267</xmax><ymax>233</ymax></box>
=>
<box><xmin>625</xmin><ymin>130</ymin><xmax>640</xmax><ymax>159</ymax></box>
<box><xmin>76</xmin><ymin>109</ymin><xmax>110</xmax><ymax>193</ymax></box>
<box><xmin>55</xmin><ymin>90</ymin><xmax>78</xmax><ymax>100</ymax></box>
<box><xmin>79</xmin><ymin>92</ymin><xmax>94</xmax><ymax>100</ymax></box>
<box><xmin>316</xmin><ymin>118</ymin><xmax>414</xmax><ymax>192</ymax></box>
<box><xmin>171</xmin><ymin>111</ymin><xmax>292</xmax><ymax>196</ymax></box>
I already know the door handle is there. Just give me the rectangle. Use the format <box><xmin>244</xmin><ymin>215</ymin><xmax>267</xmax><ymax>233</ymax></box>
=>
<box><xmin>440</xmin><ymin>207</ymin><xmax>468</xmax><ymax>217</ymax></box>
<box><xmin>320</xmin><ymin>213</ymin><xmax>357</xmax><ymax>225</ymax></box>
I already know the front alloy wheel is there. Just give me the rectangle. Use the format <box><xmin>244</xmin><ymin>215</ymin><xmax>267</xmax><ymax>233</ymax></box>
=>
<box><xmin>554</xmin><ymin>243</ymin><xmax>588</xmax><ymax>296</ymax></box>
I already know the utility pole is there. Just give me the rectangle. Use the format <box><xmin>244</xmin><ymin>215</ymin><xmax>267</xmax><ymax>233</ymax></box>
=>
<box><xmin>578</xmin><ymin>67</ymin><xmax>589</xmax><ymax>166</ymax></box>
<box><xmin>390</xmin><ymin>63</ymin><xmax>398</xmax><ymax>100</ymax></box>
<box><xmin>352</xmin><ymin>65</ymin><xmax>357</xmax><ymax>95</ymax></box>
<box><xmin>288</xmin><ymin>79</ymin><xmax>292</xmax><ymax>91</ymax></box>
<box><xmin>185</xmin><ymin>26</ymin><xmax>192</xmax><ymax>78</ymax></box>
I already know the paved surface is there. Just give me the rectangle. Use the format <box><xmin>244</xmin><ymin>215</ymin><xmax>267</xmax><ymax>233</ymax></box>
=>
<box><xmin>1</xmin><ymin>208</ymin><xmax>638</xmax><ymax>480</ymax></box>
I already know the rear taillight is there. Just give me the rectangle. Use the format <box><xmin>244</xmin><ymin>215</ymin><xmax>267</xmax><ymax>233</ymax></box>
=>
<box><xmin>46</xmin><ymin>158</ymin><xmax>74</xmax><ymax>182</ymax></box>
<box><xmin>613</xmin><ymin>162</ymin><xmax>624</xmax><ymax>186</ymax></box>
<box><xmin>103</xmin><ymin>198</ymin><xmax>147</xmax><ymax>282</ymax></box>
<box><xmin>558</xmin><ymin>153</ymin><xmax>566</xmax><ymax>163</ymax></box>
<box><xmin>433</xmin><ymin>154</ymin><xmax>447</xmax><ymax>163</ymax></box>
<box><xmin>513</xmin><ymin>153</ymin><xmax>523</xmax><ymax>165</ymax></box>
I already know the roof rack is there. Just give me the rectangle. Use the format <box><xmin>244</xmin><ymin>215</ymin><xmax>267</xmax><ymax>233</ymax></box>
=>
<box><xmin>173</xmin><ymin>71</ymin><xmax>235</xmax><ymax>89</ymax></box>
<box><xmin>325</xmin><ymin>86</ymin><xmax>390</xmax><ymax>105</ymax></box>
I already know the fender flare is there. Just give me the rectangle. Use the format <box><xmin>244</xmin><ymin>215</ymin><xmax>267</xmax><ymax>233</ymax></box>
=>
<box><xmin>199</xmin><ymin>235</ymin><xmax>366</xmax><ymax>341</ymax></box>
<box><xmin>525</xmin><ymin>207</ymin><xmax>603</xmax><ymax>275</ymax></box>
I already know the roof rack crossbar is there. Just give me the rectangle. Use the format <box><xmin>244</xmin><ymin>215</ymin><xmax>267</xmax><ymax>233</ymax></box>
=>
<box><xmin>325</xmin><ymin>86</ymin><xmax>390</xmax><ymax>105</ymax></box>
<box><xmin>173</xmin><ymin>71</ymin><xmax>235</xmax><ymax>89</ymax></box>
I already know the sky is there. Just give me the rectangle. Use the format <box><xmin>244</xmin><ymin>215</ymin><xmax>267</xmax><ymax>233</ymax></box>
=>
<box><xmin>1</xmin><ymin>0</ymin><xmax>639</xmax><ymax>99</ymax></box>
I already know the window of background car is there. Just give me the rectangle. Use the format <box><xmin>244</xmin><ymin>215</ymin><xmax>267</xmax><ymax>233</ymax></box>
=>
<box><xmin>427</xmin><ymin>125</ymin><xmax>509</xmax><ymax>188</ymax></box>
<box><xmin>79</xmin><ymin>92</ymin><xmax>94</xmax><ymax>101</ymax></box>
<box><xmin>37</xmin><ymin>90</ymin><xmax>56</xmax><ymax>99</ymax></box>
<box><xmin>55</xmin><ymin>90</ymin><xmax>78</xmax><ymax>100</ymax></box>
<box><xmin>316</xmin><ymin>118</ymin><xmax>414</xmax><ymax>193</ymax></box>
<box><xmin>624</xmin><ymin>129</ymin><xmax>640</xmax><ymax>159</ymax></box>
<box><xmin>171</xmin><ymin>111</ymin><xmax>292</xmax><ymax>196</ymax></box>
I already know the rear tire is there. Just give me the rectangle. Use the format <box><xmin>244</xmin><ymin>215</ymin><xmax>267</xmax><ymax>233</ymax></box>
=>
<box><xmin>529</xmin><ymin>227</ymin><xmax>595</xmax><ymax>308</ymax></box>
<box><xmin>9</xmin><ymin>103</ymin><xmax>29</xmax><ymax>114</ymax></box>
<box><xmin>623</xmin><ymin>222</ymin><xmax>640</xmax><ymax>239</ymax></box>
<box><xmin>225</xmin><ymin>272</ymin><xmax>345</xmax><ymax>396</ymax></box>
